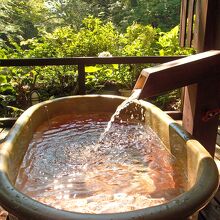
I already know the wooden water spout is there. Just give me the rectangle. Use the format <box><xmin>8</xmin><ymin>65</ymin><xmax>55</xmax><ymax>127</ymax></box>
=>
<box><xmin>134</xmin><ymin>50</ymin><xmax>220</xmax><ymax>156</ymax></box>
<box><xmin>134</xmin><ymin>50</ymin><xmax>220</xmax><ymax>98</ymax></box>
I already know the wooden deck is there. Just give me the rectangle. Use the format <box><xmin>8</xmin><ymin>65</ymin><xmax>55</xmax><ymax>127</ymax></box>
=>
<box><xmin>0</xmin><ymin>125</ymin><xmax>219</xmax><ymax>220</ymax></box>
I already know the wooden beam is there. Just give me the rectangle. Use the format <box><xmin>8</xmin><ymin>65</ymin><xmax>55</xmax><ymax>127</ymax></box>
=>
<box><xmin>195</xmin><ymin>0</ymin><xmax>219</xmax><ymax>52</ymax></box>
<box><xmin>134</xmin><ymin>50</ymin><xmax>220</xmax><ymax>98</ymax></box>
<box><xmin>0</xmin><ymin>56</ymin><xmax>184</xmax><ymax>67</ymax></box>
<box><xmin>186</xmin><ymin>0</ymin><xmax>195</xmax><ymax>47</ymax></box>
<box><xmin>203</xmin><ymin>0</ymin><xmax>219</xmax><ymax>51</ymax></box>
<box><xmin>180</xmin><ymin>0</ymin><xmax>188</xmax><ymax>47</ymax></box>
<box><xmin>0</xmin><ymin>56</ymin><xmax>185</xmax><ymax>97</ymax></box>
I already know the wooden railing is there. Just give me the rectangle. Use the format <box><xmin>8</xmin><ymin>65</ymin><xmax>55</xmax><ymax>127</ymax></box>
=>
<box><xmin>0</xmin><ymin>56</ymin><xmax>183</xmax><ymax>95</ymax></box>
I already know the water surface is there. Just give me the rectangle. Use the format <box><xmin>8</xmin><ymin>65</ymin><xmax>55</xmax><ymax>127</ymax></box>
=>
<box><xmin>16</xmin><ymin>112</ymin><xmax>186</xmax><ymax>214</ymax></box>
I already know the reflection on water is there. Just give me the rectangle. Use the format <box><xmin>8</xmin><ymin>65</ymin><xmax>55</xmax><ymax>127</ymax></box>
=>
<box><xmin>15</xmin><ymin>113</ymin><xmax>186</xmax><ymax>214</ymax></box>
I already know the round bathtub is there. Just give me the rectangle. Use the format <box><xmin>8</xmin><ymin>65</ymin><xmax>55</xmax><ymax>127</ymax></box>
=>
<box><xmin>0</xmin><ymin>95</ymin><xmax>218</xmax><ymax>220</ymax></box>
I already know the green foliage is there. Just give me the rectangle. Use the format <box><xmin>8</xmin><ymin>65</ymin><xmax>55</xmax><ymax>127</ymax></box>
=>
<box><xmin>122</xmin><ymin>23</ymin><xmax>159</xmax><ymax>56</ymax></box>
<box><xmin>45</xmin><ymin>0</ymin><xmax>89</xmax><ymax>29</ymax></box>
<box><xmin>0</xmin><ymin>15</ymin><xmax>195</xmax><ymax>117</ymax></box>
<box><xmin>74</xmin><ymin>17</ymin><xmax>121</xmax><ymax>56</ymax></box>
<box><xmin>0</xmin><ymin>0</ymin><xmax>49</xmax><ymax>39</ymax></box>
<box><xmin>1</xmin><ymin>0</ymin><xmax>181</xmax><ymax>39</ymax></box>
<box><xmin>20</xmin><ymin>17</ymin><xmax>120</xmax><ymax>57</ymax></box>
<box><xmin>158</xmin><ymin>26</ymin><xmax>195</xmax><ymax>56</ymax></box>
<box><xmin>150</xmin><ymin>90</ymin><xmax>182</xmax><ymax>111</ymax></box>
<box><xmin>135</xmin><ymin>0</ymin><xmax>181</xmax><ymax>31</ymax></box>
<box><xmin>106</xmin><ymin>0</ymin><xmax>181</xmax><ymax>31</ymax></box>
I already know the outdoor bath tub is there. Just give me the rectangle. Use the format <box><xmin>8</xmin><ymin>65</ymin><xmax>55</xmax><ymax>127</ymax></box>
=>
<box><xmin>0</xmin><ymin>95</ymin><xmax>219</xmax><ymax>220</ymax></box>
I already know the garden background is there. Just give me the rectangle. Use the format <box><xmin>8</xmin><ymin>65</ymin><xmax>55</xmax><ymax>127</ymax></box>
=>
<box><xmin>0</xmin><ymin>0</ymin><xmax>194</xmax><ymax>117</ymax></box>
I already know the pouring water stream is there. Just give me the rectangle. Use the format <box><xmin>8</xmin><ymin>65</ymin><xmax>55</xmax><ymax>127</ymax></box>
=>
<box><xmin>99</xmin><ymin>89</ymin><xmax>142</xmax><ymax>142</ymax></box>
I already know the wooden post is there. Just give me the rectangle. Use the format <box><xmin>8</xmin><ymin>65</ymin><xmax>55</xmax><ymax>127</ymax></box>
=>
<box><xmin>179</xmin><ymin>0</ymin><xmax>188</xmax><ymax>47</ymax></box>
<box><xmin>77</xmin><ymin>64</ymin><xmax>86</xmax><ymax>95</ymax></box>
<box><xmin>182</xmin><ymin>76</ymin><xmax>220</xmax><ymax>157</ymax></box>
<box><xmin>182</xmin><ymin>0</ymin><xmax>220</xmax><ymax>156</ymax></box>
<box><xmin>186</xmin><ymin>0</ymin><xmax>195</xmax><ymax>47</ymax></box>
<box><xmin>194</xmin><ymin>0</ymin><xmax>219</xmax><ymax>52</ymax></box>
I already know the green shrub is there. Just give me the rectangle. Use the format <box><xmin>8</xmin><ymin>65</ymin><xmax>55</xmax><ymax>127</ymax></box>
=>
<box><xmin>0</xmin><ymin>18</ymin><xmax>195</xmax><ymax>116</ymax></box>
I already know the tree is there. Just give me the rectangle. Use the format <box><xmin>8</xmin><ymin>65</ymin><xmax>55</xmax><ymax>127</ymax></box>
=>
<box><xmin>135</xmin><ymin>0</ymin><xmax>181</xmax><ymax>30</ymax></box>
<box><xmin>87</xmin><ymin>0</ymin><xmax>110</xmax><ymax>20</ymax></box>
<box><xmin>0</xmin><ymin>0</ymin><xmax>50</xmax><ymax>39</ymax></box>
<box><xmin>45</xmin><ymin>0</ymin><xmax>90</xmax><ymax>29</ymax></box>
<box><xmin>108</xmin><ymin>0</ymin><xmax>181</xmax><ymax>31</ymax></box>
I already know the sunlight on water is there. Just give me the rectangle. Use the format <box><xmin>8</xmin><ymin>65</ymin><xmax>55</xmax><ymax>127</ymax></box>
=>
<box><xmin>15</xmin><ymin>109</ymin><xmax>187</xmax><ymax>214</ymax></box>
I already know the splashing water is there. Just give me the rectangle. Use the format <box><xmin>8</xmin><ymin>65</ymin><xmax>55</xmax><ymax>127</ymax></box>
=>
<box><xmin>100</xmin><ymin>89</ymin><xmax>142</xmax><ymax>141</ymax></box>
<box><xmin>15</xmin><ymin>111</ymin><xmax>187</xmax><ymax>214</ymax></box>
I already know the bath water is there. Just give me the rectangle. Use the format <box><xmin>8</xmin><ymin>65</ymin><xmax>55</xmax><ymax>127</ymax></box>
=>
<box><xmin>16</xmin><ymin>109</ymin><xmax>186</xmax><ymax>214</ymax></box>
